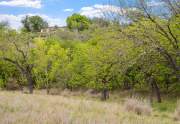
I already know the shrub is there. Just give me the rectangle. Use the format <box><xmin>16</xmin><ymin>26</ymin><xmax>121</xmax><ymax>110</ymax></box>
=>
<box><xmin>5</xmin><ymin>78</ymin><xmax>20</xmax><ymax>90</ymax></box>
<box><xmin>124</xmin><ymin>98</ymin><xmax>152</xmax><ymax>116</ymax></box>
<box><xmin>174</xmin><ymin>101</ymin><xmax>180</xmax><ymax>121</ymax></box>
<box><xmin>0</xmin><ymin>78</ymin><xmax>5</xmax><ymax>88</ymax></box>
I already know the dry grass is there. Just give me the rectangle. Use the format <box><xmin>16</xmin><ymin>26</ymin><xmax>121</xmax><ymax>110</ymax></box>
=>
<box><xmin>0</xmin><ymin>91</ymin><xmax>177</xmax><ymax>124</ymax></box>
<box><xmin>124</xmin><ymin>98</ymin><xmax>152</xmax><ymax>116</ymax></box>
<box><xmin>174</xmin><ymin>101</ymin><xmax>180</xmax><ymax>121</ymax></box>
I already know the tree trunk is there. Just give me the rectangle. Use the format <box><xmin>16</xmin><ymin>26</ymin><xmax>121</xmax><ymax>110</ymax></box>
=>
<box><xmin>149</xmin><ymin>81</ymin><xmax>154</xmax><ymax>104</ymax></box>
<box><xmin>165</xmin><ymin>80</ymin><xmax>170</xmax><ymax>93</ymax></box>
<box><xmin>123</xmin><ymin>80</ymin><xmax>131</xmax><ymax>90</ymax></box>
<box><xmin>101</xmin><ymin>89</ymin><xmax>109</xmax><ymax>101</ymax></box>
<box><xmin>25</xmin><ymin>71</ymin><xmax>34</xmax><ymax>94</ymax></box>
<box><xmin>152</xmin><ymin>79</ymin><xmax>162</xmax><ymax>103</ymax></box>
<box><xmin>46</xmin><ymin>84</ymin><xmax>50</xmax><ymax>94</ymax></box>
<box><xmin>101</xmin><ymin>78</ymin><xmax>109</xmax><ymax>101</ymax></box>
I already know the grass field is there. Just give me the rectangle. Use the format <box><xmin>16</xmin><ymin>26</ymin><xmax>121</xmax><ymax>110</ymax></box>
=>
<box><xmin>0</xmin><ymin>91</ymin><xmax>179</xmax><ymax>124</ymax></box>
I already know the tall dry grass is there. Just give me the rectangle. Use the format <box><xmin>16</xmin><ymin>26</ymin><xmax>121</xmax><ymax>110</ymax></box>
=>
<box><xmin>174</xmin><ymin>101</ymin><xmax>180</xmax><ymax>121</ymax></box>
<box><xmin>124</xmin><ymin>98</ymin><xmax>152</xmax><ymax>116</ymax></box>
<box><xmin>0</xmin><ymin>91</ymin><xmax>177</xmax><ymax>124</ymax></box>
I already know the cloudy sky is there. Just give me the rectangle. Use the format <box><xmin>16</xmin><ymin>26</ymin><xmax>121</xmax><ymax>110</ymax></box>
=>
<box><xmin>0</xmin><ymin>0</ymin><xmax>164</xmax><ymax>29</ymax></box>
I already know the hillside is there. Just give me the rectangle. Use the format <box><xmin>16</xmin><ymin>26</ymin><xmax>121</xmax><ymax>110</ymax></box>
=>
<box><xmin>0</xmin><ymin>1</ymin><xmax>180</xmax><ymax>124</ymax></box>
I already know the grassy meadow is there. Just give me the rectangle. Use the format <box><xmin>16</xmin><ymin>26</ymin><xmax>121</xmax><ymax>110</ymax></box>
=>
<box><xmin>0</xmin><ymin>90</ymin><xmax>179</xmax><ymax>124</ymax></box>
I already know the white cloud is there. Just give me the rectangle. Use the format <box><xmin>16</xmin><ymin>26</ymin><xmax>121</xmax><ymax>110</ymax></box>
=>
<box><xmin>147</xmin><ymin>1</ymin><xmax>164</xmax><ymax>7</ymax></box>
<box><xmin>63</xmin><ymin>8</ymin><xmax>74</xmax><ymax>12</ymax></box>
<box><xmin>0</xmin><ymin>13</ymin><xmax>66</xmax><ymax>29</ymax></box>
<box><xmin>0</xmin><ymin>0</ymin><xmax>42</xmax><ymax>8</ymax></box>
<box><xmin>80</xmin><ymin>4</ymin><xmax>126</xmax><ymax>18</ymax></box>
<box><xmin>0</xmin><ymin>14</ymin><xmax>23</xmax><ymax>29</ymax></box>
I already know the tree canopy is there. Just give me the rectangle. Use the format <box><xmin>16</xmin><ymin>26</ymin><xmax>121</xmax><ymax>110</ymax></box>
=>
<box><xmin>21</xmin><ymin>16</ymin><xmax>48</xmax><ymax>32</ymax></box>
<box><xmin>66</xmin><ymin>13</ymin><xmax>91</xmax><ymax>31</ymax></box>
<box><xmin>0</xmin><ymin>0</ymin><xmax>179</xmax><ymax>103</ymax></box>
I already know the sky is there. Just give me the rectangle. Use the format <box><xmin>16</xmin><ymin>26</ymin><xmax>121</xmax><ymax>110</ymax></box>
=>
<box><xmin>0</xmin><ymin>0</ymin><xmax>164</xmax><ymax>29</ymax></box>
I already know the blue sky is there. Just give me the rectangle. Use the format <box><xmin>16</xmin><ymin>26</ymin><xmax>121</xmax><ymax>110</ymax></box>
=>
<box><xmin>0</xmin><ymin>0</ymin><xmax>164</xmax><ymax>29</ymax></box>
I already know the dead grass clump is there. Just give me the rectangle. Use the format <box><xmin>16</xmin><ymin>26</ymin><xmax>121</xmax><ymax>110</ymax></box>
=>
<box><xmin>174</xmin><ymin>101</ymin><xmax>180</xmax><ymax>121</ymax></box>
<box><xmin>85</xmin><ymin>89</ymin><xmax>101</xmax><ymax>98</ymax></box>
<box><xmin>49</xmin><ymin>88</ymin><xmax>61</xmax><ymax>95</ymax></box>
<box><xmin>60</xmin><ymin>89</ymin><xmax>72</xmax><ymax>96</ymax></box>
<box><xmin>124</xmin><ymin>98</ymin><xmax>152</xmax><ymax>116</ymax></box>
<box><xmin>6</xmin><ymin>78</ymin><xmax>20</xmax><ymax>90</ymax></box>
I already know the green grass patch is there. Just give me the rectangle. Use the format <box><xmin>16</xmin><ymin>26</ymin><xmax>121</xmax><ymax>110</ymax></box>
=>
<box><xmin>153</xmin><ymin>100</ymin><xmax>177</xmax><ymax>112</ymax></box>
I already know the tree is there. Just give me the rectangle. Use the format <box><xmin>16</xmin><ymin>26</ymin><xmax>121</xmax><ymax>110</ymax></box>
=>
<box><xmin>0</xmin><ymin>31</ymin><xmax>36</xmax><ymax>94</ymax></box>
<box><xmin>66</xmin><ymin>13</ymin><xmax>91</xmax><ymax>31</ymax></box>
<box><xmin>138</xmin><ymin>0</ymin><xmax>180</xmax><ymax>77</ymax></box>
<box><xmin>118</xmin><ymin>0</ymin><xmax>180</xmax><ymax>80</ymax></box>
<box><xmin>87</xmin><ymin>38</ymin><xmax>137</xmax><ymax>100</ymax></box>
<box><xmin>67</xmin><ymin>43</ymin><xmax>93</xmax><ymax>90</ymax></box>
<box><xmin>21</xmin><ymin>16</ymin><xmax>48</xmax><ymax>32</ymax></box>
<box><xmin>107</xmin><ymin>0</ymin><xmax>180</xmax><ymax>103</ymax></box>
<box><xmin>33</xmin><ymin>38</ymin><xmax>69</xmax><ymax>93</ymax></box>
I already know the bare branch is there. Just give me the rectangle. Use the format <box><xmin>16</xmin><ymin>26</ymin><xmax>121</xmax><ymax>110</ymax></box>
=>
<box><xmin>139</xmin><ymin>0</ymin><xmax>179</xmax><ymax>49</ymax></box>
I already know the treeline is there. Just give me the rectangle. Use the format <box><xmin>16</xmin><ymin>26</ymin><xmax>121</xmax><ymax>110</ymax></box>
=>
<box><xmin>0</xmin><ymin>0</ymin><xmax>179</xmax><ymax>102</ymax></box>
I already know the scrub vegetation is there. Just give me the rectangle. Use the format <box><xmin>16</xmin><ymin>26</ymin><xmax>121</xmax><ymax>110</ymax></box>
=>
<box><xmin>0</xmin><ymin>0</ymin><xmax>180</xmax><ymax>123</ymax></box>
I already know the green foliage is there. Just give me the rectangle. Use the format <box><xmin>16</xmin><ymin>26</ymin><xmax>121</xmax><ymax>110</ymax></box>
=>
<box><xmin>0</xmin><ymin>9</ymin><xmax>179</xmax><ymax>102</ymax></box>
<box><xmin>21</xmin><ymin>16</ymin><xmax>48</xmax><ymax>32</ymax></box>
<box><xmin>32</xmin><ymin>38</ymin><xmax>69</xmax><ymax>89</ymax></box>
<box><xmin>66</xmin><ymin>13</ymin><xmax>91</xmax><ymax>31</ymax></box>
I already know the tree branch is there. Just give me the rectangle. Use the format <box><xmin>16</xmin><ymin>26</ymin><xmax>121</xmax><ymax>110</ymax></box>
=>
<box><xmin>1</xmin><ymin>57</ymin><xmax>25</xmax><ymax>73</ymax></box>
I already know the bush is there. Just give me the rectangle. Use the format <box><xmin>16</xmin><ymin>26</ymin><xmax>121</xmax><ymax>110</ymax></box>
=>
<box><xmin>124</xmin><ymin>98</ymin><xmax>152</xmax><ymax>116</ymax></box>
<box><xmin>5</xmin><ymin>78</ymin><xmax>20</xmax><ymax>90</ymax></box>
<box><xmin>0</xmin><ymin>78</ymin><xmax>5</xmax><ymax>88</ymax></box>
<box><xmin>174</xmin><ymin>101</ymin><xmax>180</xmax><ymax>121</ymax></box>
